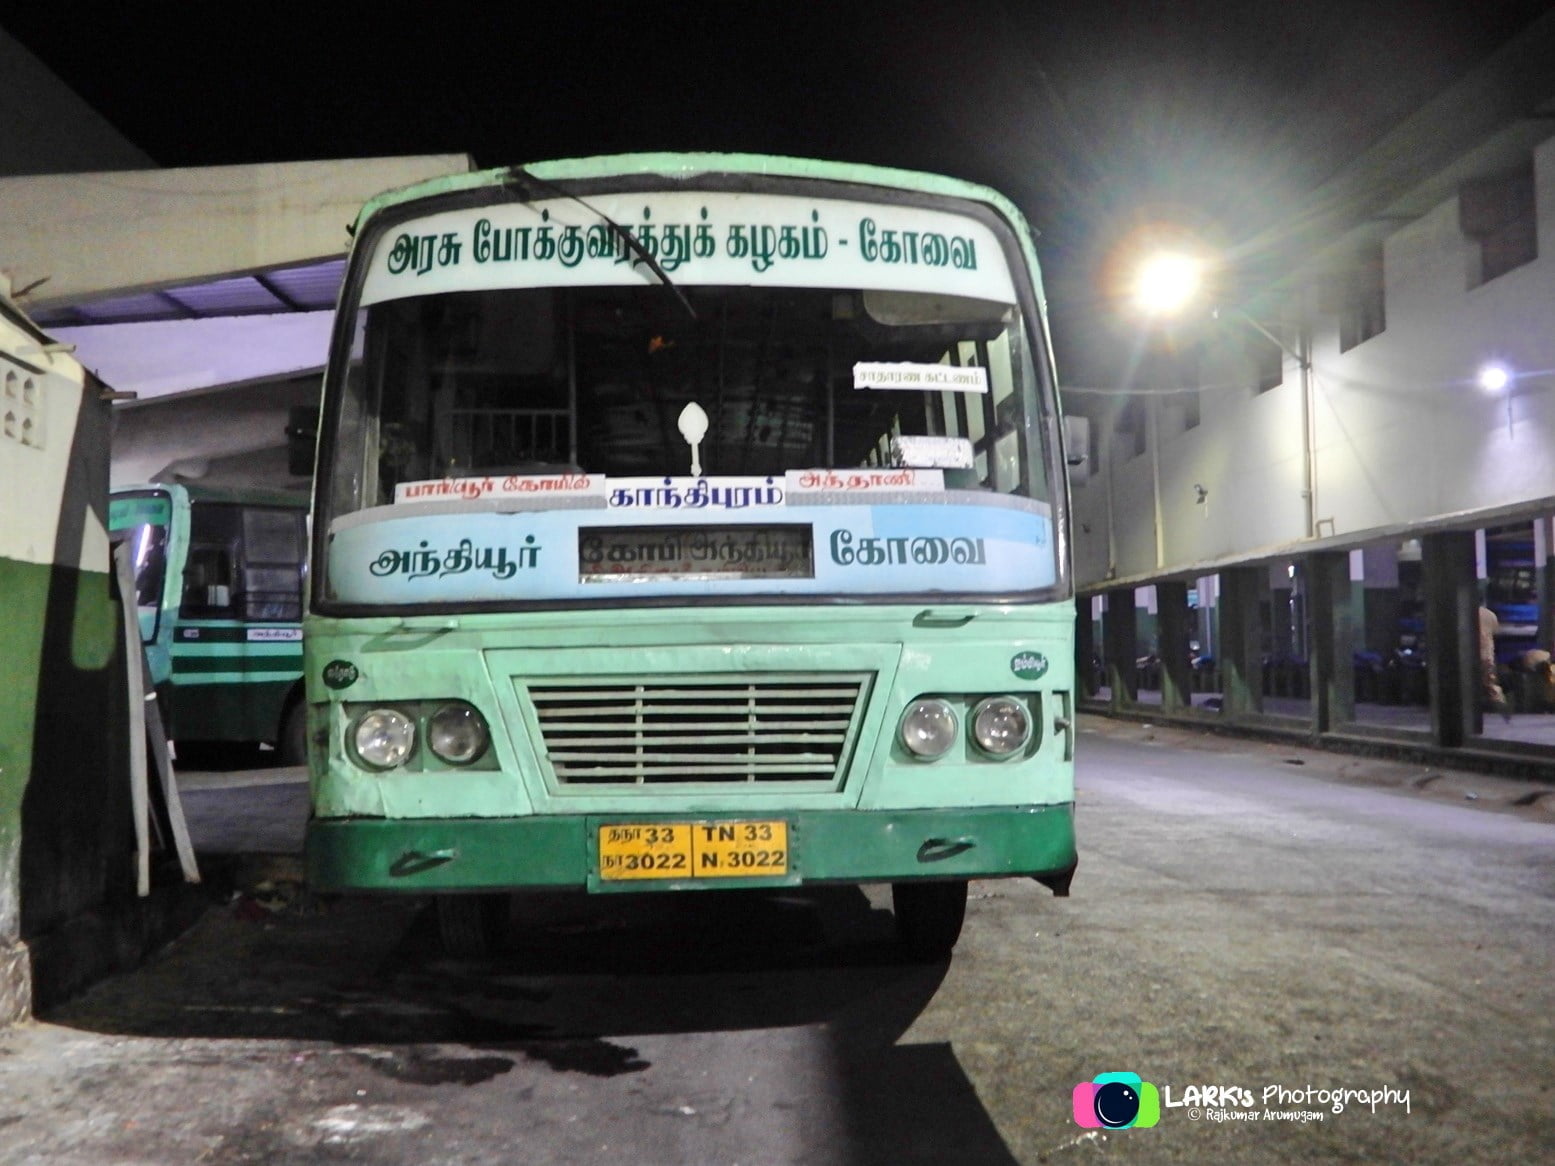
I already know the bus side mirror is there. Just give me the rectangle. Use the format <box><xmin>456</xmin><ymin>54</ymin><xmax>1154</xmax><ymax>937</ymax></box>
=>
<box><xmin>286</xmin><ymin>406</ymin><xmax>319</xmax><ymax>477</ymax></box>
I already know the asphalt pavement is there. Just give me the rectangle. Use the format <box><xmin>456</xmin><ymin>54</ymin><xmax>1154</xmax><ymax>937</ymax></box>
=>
<box><xmin>0</xmin><ymin>717</ymin><xmax>1550</xmax><ymax>1164</ymax></box>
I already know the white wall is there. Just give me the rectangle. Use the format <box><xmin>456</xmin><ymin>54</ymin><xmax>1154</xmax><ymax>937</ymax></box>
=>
<box><xmin>1312</xmin><ymin>170</ymin><xmax>1555</xmax><ymax>533</ymax></box>
<box><xmin>1071</xmin><ymin>133</ymin><xmax>1555</xmax><ymax>589</ymax></box>
<box><xmin>0</xmin><ymin>300</ymin><xmax>103</xmax><ymax>571</ymax></box>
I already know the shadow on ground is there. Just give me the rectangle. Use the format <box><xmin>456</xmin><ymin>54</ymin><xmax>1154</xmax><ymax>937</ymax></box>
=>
<box><xmin>44</xmin><ymin>882</ymin><xmax>1018</xmax><ymax>1164</ymax></box>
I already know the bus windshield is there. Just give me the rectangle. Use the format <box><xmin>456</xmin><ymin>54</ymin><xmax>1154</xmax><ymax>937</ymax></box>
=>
<box><xmin>318</xmin><ymin>184</ymin><xmax>1062</xmax><ymax>610</ymax></box>
<box><xmin>108</xmin><ymin>490</ymin><xmax>172</xmax><ymax>641</ymax></box>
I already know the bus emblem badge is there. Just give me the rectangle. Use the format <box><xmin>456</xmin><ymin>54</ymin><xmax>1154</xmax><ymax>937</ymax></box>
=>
<box><xmin>323</xmin><ymin>660</ymin><xmax>359</xmax><ymax>690</ymax></box>
<box><xmin>1011</xmin><ymin>652</ymin><xmax>1049</xmax><ymax>680</ymax></box>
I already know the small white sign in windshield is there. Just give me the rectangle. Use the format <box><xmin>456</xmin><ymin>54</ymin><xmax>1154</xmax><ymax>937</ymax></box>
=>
<box><xmin>852</xmin><ymin>362</ymin><xmax>989</xmax><ymax>394</ymax></box>
<box><xmin>391</xmin><ymin>470</ymin><xmax>952</xmax><ymax>508</ymax></box>
<box><xmin>891</xmin><ymin>435</ymin><xmax>974</xmax><ymax>469</ymax></box>
<box><xmin>395</xmin><ymin>473</ymin><xmax>604</xmax><ymax>504</ymax></box>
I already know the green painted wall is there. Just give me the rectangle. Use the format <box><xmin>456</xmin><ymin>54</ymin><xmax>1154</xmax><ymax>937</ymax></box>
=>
<box><xmin>2</xmin><ymin>324</ymin><xmax>133</xmax><ymax>1022</ymax></box>
<box><xmin>1</xmin><ymin>554</ymin><xmax>129</xmax><ymax>931</ymax></box>
<box><xmin>14</xmin><ymin>557</ymin><xmax>129</xmax><ymax>937</ymax></box>
<box><xmin>0</xmin><ymin>557</ymin><xmax>51</xmax><ymax>938</ymax></box>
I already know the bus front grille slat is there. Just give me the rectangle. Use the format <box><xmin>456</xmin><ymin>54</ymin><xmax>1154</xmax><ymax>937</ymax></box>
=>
<box><xmin>534</xmin><ymin>720</ymin><xmax>852</xmax><ymax>735</ymax></box>
<box><xmin>527</xmin><ymin>675</ymin><xmax>869</xmax><ymax>787</ymax></box>
<box><xmin>538</xmin><ymin>686</ymin><xmax>861</xmax><ymax>702</ymax></box>
<box><xmin>536</xmin><ymin>702</ymin><xmax>857</xmax><ymax>718</ymax></box>
<box><xmin>546</xmin><ymin>733</ymin><xmax>849</xmax><ymax>747</ymax></box>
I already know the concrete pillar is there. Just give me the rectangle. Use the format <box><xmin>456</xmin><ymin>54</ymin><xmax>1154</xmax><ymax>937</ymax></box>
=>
<box><xmin>1423</xmin><ymin>531</ymin><xmax>1477</xmax><ymax>748</ymax></box>
<box><xmin>1218</xmin><ymin>567</ymin><xmax>1264</xmax><ymax>718</ymax></box>
<box><xmin>1076</xmin><ymin>596</ymin><xmax>1098</xmax><ymax>698</ymax></box>
<box><xmin>1536</xmin><ymin>517</ymin><xmax>1553</xmax><ymax>654</ymax></box>
<box><xmin>1156</xmin><ymin>580</ymin><xmax>1192</xmax><ymax>713</ymax></box>
<box><xmin>1308</xmin><ymin>552</ymin><xmax>1356</xmax><ymax>732</ymax></box>
<box><xmin>1103</xmin><ymin>587</ymin><xmax>1138</xmax><ymax>707</ymax></box>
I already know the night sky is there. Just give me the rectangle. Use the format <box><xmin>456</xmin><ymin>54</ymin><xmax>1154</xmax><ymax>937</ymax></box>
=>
<box><xmin>9</xmin><ymin>1</ymin><xmax>1555</xmax><ymax>380</ymax></box>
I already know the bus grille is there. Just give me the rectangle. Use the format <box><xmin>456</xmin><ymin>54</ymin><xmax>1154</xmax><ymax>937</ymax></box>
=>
<box><xmin>527</xmin><ymin>675</ymin><xmax>870</xmax><ymax>786</ymax></box>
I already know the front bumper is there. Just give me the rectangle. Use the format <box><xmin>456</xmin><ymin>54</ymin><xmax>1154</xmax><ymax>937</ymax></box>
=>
<box><xmin>307</xmin><ymin>803</ymin><xmax>1076</xmax><ymax>893</ymax></box>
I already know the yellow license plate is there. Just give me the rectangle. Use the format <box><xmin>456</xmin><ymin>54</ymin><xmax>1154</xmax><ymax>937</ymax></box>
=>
<box><xmin>597</xmin><ymin>820</ymin><xmax>789</xmax><ymax>881</ymax></box>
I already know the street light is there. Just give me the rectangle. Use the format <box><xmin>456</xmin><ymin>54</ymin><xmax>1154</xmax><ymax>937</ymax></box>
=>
<box><xmin>1478</xmin><ymin>362</ymin><xmax>1515</xmax><ymax>435</ymax></box>
<box><xmin>1478</xmin><ymin>362</ymin><xmax>1511</xmax><ymax>393</ymax></box>
<box><xmin>1129</xmin><ymin>251</ymin><xmax>1205</xmax><ymax>318</ymax></box>
<box><xmin>1122</xmin><ymin>245</ymin><xmax>1207</xmax><ymax>568</ymax></box>
<box><xmin>1125</xmin><ymin>245</ymin><xmax>1317</xmax><ymax>539</ymax></box>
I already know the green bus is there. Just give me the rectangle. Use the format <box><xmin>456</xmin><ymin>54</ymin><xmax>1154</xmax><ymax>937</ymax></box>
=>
<box><xmin>302</xmin><ymin>154</ymin><xmax>1077</xmax><ymax>957</ymax></box>
<box><xmin>109</xmin><ymin>484</ymin><xmax>309</xmax><ymax>764</ymax></box>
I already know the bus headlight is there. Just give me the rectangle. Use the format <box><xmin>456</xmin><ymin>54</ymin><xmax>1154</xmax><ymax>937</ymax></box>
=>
<box><xmin>428</xmin><ymin>702</ymin><xmax>490</xmax><ymax>765</ymax></box>
<box><xmin>352</xmin><ymin>709</ymin><xmax>416</xmax><ymax>769</ymax></box>
<box><xmin>900</xmin><ymin>699</ymin><xmax>958</xmax><ymax>759</ymax></box>
<box><xmin>971</xmin><ymin>696</ymin><xmax>1031</xmax><ymax>756</ymax></box>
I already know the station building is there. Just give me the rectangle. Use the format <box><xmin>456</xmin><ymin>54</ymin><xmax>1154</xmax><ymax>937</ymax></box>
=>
<box><xmin>1067</xmin><ymin>16</ymin><xmax>1555</xmax><ymax>769</ymax></box>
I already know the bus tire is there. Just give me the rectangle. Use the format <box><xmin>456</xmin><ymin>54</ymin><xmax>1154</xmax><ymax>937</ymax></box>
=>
<box><xmin>891</xmin><ymin>879</ymin><xmax>968</xmax><ymax>960</ymax></box>
<box><xmin>279</xmin><ymin>700</ymin><xmax>308</xmax><ymax>767</ymax></box>
<box><xmin>436</xmin><ymin>894</ymin><xmax>509</xmax><ymax>958</ymax></box>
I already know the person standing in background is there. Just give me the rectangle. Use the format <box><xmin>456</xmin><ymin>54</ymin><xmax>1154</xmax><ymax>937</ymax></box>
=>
<box><xmin>1478</xmin><ymin>604</ymin><xmax>1511</xmax><ymax>721</ymax></box>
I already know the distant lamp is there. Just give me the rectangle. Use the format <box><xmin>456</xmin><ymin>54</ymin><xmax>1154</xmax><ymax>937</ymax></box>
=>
<box><xmin>1478</xmin><ymin>362</ymin><xmax>1517</xmax><ymax>437</ymax></box>
<box><xmin>1477</xmin><ymin>363</ymin><xmax>1511</xmax><ymax>393</ymax></box>
<box><xmin>1131</xmin><ymin>251</ymin><xmax>1204</xmax><ymax>318</ymax></box>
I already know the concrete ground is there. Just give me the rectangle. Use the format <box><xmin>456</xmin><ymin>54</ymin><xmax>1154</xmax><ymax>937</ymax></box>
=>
<box><xmin>0</xmin><ymin>718</ymin><xmax>1552</xmax><ymax>1164</ymax></box>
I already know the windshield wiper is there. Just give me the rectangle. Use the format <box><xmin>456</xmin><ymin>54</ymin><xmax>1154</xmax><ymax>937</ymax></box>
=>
<box><xmin>506</xmin><ymin>168</ymin><xmax>698</xmax><ymax>322</ymax></box>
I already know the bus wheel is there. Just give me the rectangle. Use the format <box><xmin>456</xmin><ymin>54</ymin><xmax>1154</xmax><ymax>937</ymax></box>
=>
<box><xmin>891</xmin><ymin>879</ymin><xmax>968</xmax><ymax>960</ymax></box>
<box><xmin>436</xmin><ymin>894</ymin><xmax>508</xmax><ymax>958</ymax></box>
<box><xmin>279</xmin><ymin>701</ymin><xmax>307</xmax><ymax>767</ymax></box>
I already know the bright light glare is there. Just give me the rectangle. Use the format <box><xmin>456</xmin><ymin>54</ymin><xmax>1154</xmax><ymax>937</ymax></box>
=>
<box><xmin>1478</xmin><ymin>363</ymin><xmax>1511</xmax><ymax>393</ymax></box>
<box><xmin>1131</xmin><ymin>252</ymin><xmax>1204</xmax><ymax>317</ymax></box>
